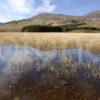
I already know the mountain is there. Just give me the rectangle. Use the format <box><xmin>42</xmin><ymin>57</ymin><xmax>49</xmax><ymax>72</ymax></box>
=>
<box><xmin>33</xmin><ymin>13</ymin><xmax>79</xmax><ymax>21</ymax></box>
<box><xmin>0</xmin><ymin>10</ymin><xmax>100</xmax><ymax>32</ymax></box>
<box><xmin>0</xmin><ymin>13</ymin><xmax>79</xmax><ymax>32</ymax></box>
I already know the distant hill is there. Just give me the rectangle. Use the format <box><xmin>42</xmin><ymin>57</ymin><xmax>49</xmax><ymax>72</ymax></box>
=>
<box><xmin>33</xmin><ymin>13</ymin><xmax>79</xmax><ymax>21</ymax></box>
<box><xmin>0</xmin><ymin>10</ymin><xmax>100</xmax><ymax>32</ymax></box>
<box><xmin>84</xmin><ymin>10</ymin><xmax>100</xmax><ymax>19</ymax></box>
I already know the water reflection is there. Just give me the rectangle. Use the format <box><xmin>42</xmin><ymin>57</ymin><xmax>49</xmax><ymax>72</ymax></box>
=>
<box><xmin>0</xmin><ymin>45</ymin><xmax>99</xmax><ymax>73</ymax></box>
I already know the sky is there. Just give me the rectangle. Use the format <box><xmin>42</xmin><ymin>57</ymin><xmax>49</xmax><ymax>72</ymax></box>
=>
<box><xmin>0</xmin><ymin>0</ymin><xmax>100</xmax><ymax>22</ymax></box>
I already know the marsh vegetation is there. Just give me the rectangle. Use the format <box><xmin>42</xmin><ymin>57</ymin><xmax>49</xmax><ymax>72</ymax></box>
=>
<box><xmin>0</xmin><ymin>33</ymin><xmax>100</xmax><ymax>54</ymax></box>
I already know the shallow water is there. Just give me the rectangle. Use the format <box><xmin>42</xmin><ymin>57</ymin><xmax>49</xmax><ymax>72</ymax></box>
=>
<box><xmin>0</xmin><ymin>45</ymin><xmax>100</xmax><ymax>100</ymax></box>
<box><xmin>0</xmin><ymin>45</ymin><xmax>99</xmax><ymax>73</ymax></box>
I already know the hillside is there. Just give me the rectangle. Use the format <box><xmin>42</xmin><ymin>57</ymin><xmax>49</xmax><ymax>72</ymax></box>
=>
<box><xmin>0</xmin><ymin>10</ymin><xmax>100</xmax><ymax>32</ymax></box>
<box><xmin>84</xmin><ymin>10</ymin><xmax>100</xmax><ymax>19</ymax></box>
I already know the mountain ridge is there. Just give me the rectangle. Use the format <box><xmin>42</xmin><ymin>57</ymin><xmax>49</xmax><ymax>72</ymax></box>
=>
<box><xmin>0</xmin><ymin>10</ymin><xmax>100</xmax><ymax>32</ymax></box>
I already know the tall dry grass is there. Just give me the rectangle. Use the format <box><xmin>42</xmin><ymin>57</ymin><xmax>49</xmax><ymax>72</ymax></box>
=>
<box><xmin>0</xmin><ymin>32</ymin><xmax>100</xmax><ymax>54</ymax></box>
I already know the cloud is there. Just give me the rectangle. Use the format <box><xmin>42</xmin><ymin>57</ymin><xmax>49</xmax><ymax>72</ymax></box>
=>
<box><xmin>36</xmin><ymin>0</ymin><xmax>56</xmax><ymax>13</ymax></box>
<box><xmin>6</xmin><ymin>0</ymin><xmax>35</xmax><ymax>14</ymax></box>
<box><xmin>0</xmin><ymin>0</ymin><xmax>56</xmax><ymax>22</ymax></box>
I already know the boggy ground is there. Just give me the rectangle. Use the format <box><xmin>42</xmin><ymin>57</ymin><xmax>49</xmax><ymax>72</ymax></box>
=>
<box><xmin>0</xmin><ymin>59</ymin><xmax>100</xmax><ymax>100</ymax></box>
<box><xmin>0</xmin><ymin>69</ymin><xmax>100</xmax><ymax>100</ymax></box>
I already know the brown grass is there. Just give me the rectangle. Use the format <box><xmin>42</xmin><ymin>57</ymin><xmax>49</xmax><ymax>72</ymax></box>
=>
<box><xmin>0</xmin><ymin>32</ymin><xmax>100</xmax><ymax>54</ymax></box>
